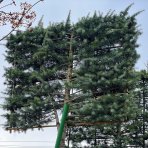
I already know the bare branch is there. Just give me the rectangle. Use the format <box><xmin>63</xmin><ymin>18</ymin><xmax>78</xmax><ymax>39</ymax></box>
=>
<box><xmin>0</xmin><ymin>2</ymin><xmax>14</xmax><ymax>10</ymax></box>
<box><xmin>6</xmin><ymin>124</ymin><xmax>57</xmax><ymax>132</ymax></box>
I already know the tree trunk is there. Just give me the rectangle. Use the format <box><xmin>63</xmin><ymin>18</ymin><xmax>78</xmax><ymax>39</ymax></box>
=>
<box><xmin>60</xmin><ymin>33</ymin><xmax>73</xmax><ymax>148</ymax></box>
<box><xmin>60</xmin><ymin>124</ymin><xmax>67</xmax><ymax>148</ymax></box>
<box><xmin>54</xmin><ymin>108</ymin><xmax>60</xmax><ymax>130</ymax></box>
<box><xmin>115</xmin><ymin>124</ymin><xmax>122</xmax><ymax>147</ymax></box>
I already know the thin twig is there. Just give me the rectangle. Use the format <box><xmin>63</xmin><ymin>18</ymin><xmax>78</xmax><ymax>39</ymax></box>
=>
<box><xmin>0</xmin><ymin>2</ymin><xmax>13</xmax><ymax>10</ymax></box>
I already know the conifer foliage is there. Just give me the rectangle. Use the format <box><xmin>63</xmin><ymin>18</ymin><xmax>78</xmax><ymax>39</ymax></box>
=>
<box><xmin>130</xmin><ymin>70</ymin><xmax>148</xmax><ymax>147</ymax></box>
<box><xmin>3</xmin><ymin>5</ymin><xmax>145</xmax><ymax>147</ymax></box>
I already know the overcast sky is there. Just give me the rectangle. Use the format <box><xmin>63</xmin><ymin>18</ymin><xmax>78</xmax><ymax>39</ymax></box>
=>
<box><xmin>0</xmin><ymin>0</ymin><xmax>148</xmax><ymax>147</ymax></box>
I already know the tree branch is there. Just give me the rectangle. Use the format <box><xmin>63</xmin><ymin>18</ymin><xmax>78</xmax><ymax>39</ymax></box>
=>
<box><xmin>68</xmin><ymin>121</ymin><xmax>123</xmax><ymax>126</ymax></box>
<box><xmin>0</xmin><ymin>2</ymin><xmax>14</xmax><ymax>10</ymax></box>
<box><xmin>0</xmin><ymin>0</ymin><xmax>43</xmax><ymax>42</ymax></box>
<box><xmin>6</xmin><ymin>124</ymin><xmax>57</xmax><ymax>131</ymax></box>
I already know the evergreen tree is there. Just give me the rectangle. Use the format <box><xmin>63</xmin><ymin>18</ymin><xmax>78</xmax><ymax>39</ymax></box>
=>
<box><xmin>139</xmin><ymin>71</ymin><xmax>148</xmax><ymax>147</ymax></box>
<box><xmin>66</xmin><ymin>5</ymin><xmax>141</xmax><ymax>147</ymax></box>
<box><xmin>129</xmin><ymin>70</ymin><xmax>148</xmax><ymax>147</ymax></box>
<box><xmin>3</xmin><ymin>5</ymin><xmax>142</xmax><ymax>147</ymax></box>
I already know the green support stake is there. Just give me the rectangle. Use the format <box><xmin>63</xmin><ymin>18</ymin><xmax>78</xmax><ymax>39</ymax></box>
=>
<box><xmin>55</xmin><ymin>103</ymin><xmax>69</xmax><ymax>148</ymax></box>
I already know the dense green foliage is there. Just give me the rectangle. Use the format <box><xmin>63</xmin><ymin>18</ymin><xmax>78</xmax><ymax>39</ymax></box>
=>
<box><xmin>3</xmin><ymin>5</ymin><xmax>148</xmax><ymax>147</ymax></box>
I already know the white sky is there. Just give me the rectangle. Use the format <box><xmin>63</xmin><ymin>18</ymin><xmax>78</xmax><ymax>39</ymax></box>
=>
<box><xmin>0</xmin><ymin>0</ymin><xmax>148</xmax><ymax>147</ymax></box>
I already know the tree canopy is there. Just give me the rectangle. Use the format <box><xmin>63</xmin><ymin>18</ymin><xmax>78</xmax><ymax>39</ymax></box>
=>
<box><xmin>3</xmin><ymin>5</ymin><xmax>148</xmax><ymax>147</ymax></box>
